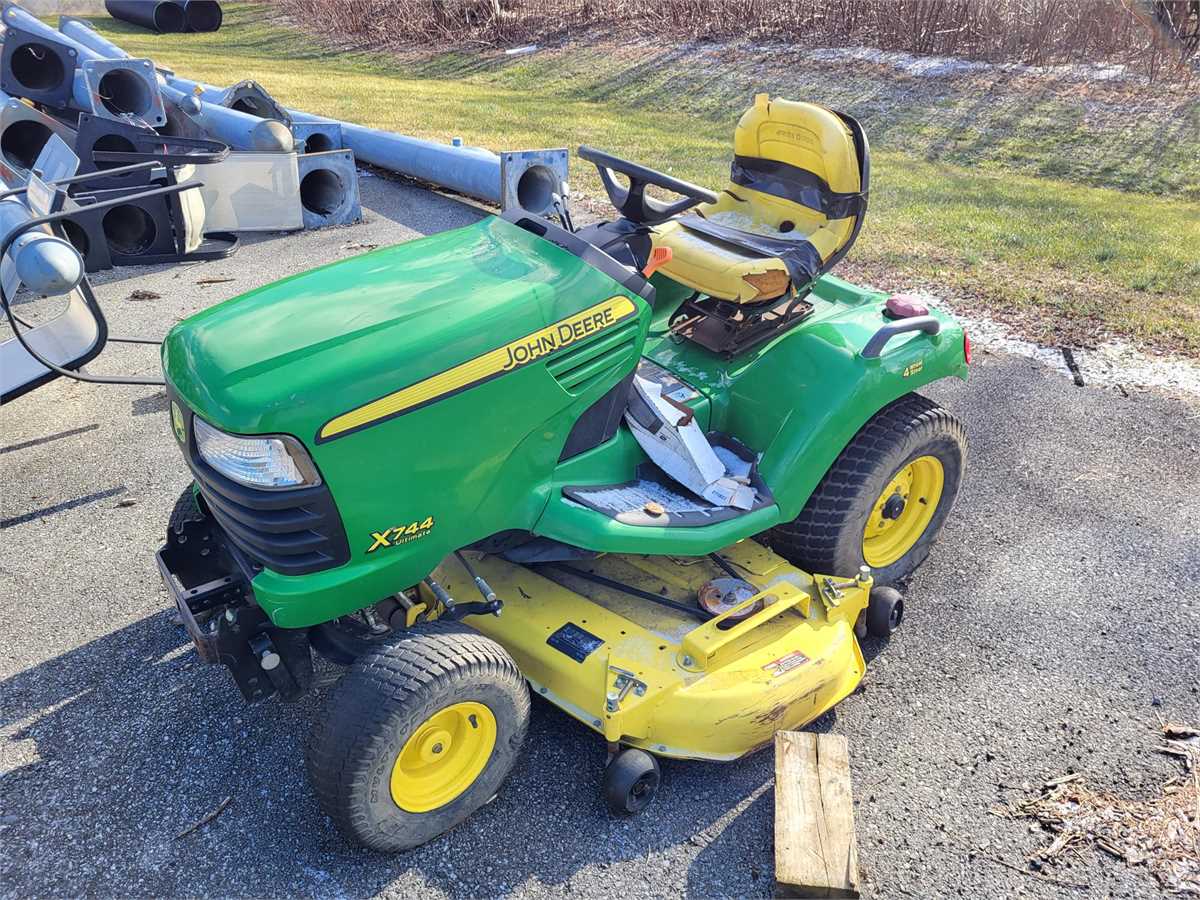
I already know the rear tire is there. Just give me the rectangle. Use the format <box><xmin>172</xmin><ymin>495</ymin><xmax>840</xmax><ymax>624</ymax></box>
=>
<box><xmin>767</xmin><ymin>393</ymin><xmax>965</xmax><ymax>584</ymax></box>
<box><xmin>306</xmin><ymin>624</ymin><xmax>530</xmax><ymax>852</ymax></box>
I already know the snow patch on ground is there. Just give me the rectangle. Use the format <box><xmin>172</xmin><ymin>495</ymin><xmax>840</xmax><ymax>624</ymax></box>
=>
<box><xmin>804</xmin><ymin>46</ymin><xmax>1137</xmax><ymax>82</ymax></box>
<box><xmin>917</xmin><ymin>294</ymin><xmax>1200</xmax><ymax>397</ymax></box>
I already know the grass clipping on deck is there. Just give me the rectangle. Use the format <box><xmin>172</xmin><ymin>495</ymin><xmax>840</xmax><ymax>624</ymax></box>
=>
<box><xmin>1009</xmin><ymin>724</ymin><xmax>1200</xmax><ymax>895</ymax></box>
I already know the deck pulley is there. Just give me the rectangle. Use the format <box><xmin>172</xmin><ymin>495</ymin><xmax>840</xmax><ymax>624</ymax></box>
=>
<box><xmin>697</xmin><ymin>576</ymin><xmax>763</xmax><ymax>623</ymax></box>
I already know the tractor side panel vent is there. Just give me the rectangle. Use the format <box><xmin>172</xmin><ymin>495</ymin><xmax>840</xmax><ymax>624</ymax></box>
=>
<box><xmin>547</xmin><ymin>321</ymin><xmax>638</xmax><ymax>394</ymax></box>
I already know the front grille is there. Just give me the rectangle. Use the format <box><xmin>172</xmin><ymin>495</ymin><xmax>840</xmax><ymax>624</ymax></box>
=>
<box><xmin>180</xmin><ymin>429</ymin><xmax>350</xmax><ymax>577</ymax></box>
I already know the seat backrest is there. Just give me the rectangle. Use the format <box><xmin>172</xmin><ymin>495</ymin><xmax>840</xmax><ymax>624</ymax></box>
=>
<box><xmin>718</xmin><ymin>94</ymin><xmax>868</xmax><ymax>263</ymax></box>
<box><xmin>734</xmin><ymin>94</ymin><xmax>860</xmax><ymax>195</ymax></box>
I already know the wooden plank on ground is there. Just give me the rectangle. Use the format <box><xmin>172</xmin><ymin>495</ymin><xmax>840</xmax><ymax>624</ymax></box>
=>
<box><xmin>774</xmin><ymin>731</ymin><xmax>860</xmax><ymax>898</ymax></box>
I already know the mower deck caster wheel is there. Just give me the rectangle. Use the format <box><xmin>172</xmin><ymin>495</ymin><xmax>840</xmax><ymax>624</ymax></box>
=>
<box><xmin>866</xmin><ymin>586</ymin><xmax>904</xmax><ymax>637</ymax></box>
<box><xmin>604</xmin><ymin>748</ymin><xmax>660</xmax><ymax>816</ymax></box>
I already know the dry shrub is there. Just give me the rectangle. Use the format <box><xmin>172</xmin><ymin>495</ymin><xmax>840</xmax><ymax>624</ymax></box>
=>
<box><xmin>276</xmin><ymin>0</ymin><xmax>1199</xmax><ymax>80</ymax></box>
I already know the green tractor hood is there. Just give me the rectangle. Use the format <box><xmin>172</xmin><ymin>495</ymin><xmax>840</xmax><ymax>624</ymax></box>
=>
<box><xmin>162</xmin><ymin>216</ymin><xmax>631</xmax><ymax>439</ymax></box>
<box><xmin>161</xmin><ymin>213</ymin><xmax>967</xmax><ymax>630</ymax></box>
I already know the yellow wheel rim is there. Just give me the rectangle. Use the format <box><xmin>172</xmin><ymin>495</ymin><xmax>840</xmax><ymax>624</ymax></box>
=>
<box><xmin>389</xmin><ymin>701</ymin><xmax>497</xmax><ymax>813</ymax></box>
<box><xmin>863</xmin><ymin>455</ymin><xmax>945</xmax><ymax>567</ymax></box>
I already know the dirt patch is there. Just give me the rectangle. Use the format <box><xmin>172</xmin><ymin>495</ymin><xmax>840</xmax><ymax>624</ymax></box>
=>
<box><xmin>996</xmin><ymin>723</ymin><xmax>1200</xmax><ymax>895</ymax></box>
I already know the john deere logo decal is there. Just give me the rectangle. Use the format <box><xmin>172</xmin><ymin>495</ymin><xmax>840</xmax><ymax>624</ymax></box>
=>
<box><xmin>170</xmin><ymin>402</ymin><xmax>187</xmax><ymax>444</ymax></box>
<box><xmin>317</xmin><ymin>295</ymin><xmax>638</xmax><ymax>442</ymax></box>
<box><xmin>500</xmin><ymin>304</ymin><xmax>625</xmax><ymax>370</ymax></box>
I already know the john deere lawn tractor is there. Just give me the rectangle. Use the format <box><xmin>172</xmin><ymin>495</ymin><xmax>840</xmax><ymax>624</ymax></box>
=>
<box><xmin>157</xmin><ymin>94</ymin><xmax>969</xmax><ymax>850</ymax></box>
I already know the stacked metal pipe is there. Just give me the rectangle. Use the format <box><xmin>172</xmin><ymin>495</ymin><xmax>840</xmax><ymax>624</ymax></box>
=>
<box><xmin>0</xmin><ymin>5</ymin><xmax>358</xmax><ymax>273</ymax></box>
<box><xmin>0</xmin><ymin>178</ymin><xmax>85</xmax><ymax>297</ymax></box>
<box><xmin>164</xmin><ymin>71</ymin><xmax>568</xmax><ymax>212</ymax></box>
<box><xmin>57</xmin><ymin>17</ymin><xmax>292</xmax><ymax>153</ymax></box>
<box><xmin>0</xmin><ymin>7</ymin><xmax>566</xmax><ymax>277</ymax></box>
<box><xmin>0</xmin><ymin>145</ymin><xmax>98</xmax><ymax>404</ymax></box>
<box><xmin>0</xmin><ymin>5</ymin><xmax>575</xmax><ymax>408</ymax></box>
<box><xmin>105</xmin><ymin>1</ymin><xmax>223</xmax><ymax>35</ymax></box>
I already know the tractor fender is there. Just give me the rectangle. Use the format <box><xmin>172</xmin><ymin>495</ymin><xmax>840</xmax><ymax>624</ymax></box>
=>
<box><xmin>702</xmin><ymin>294</ymin><xmax>968</xmax><ymax>520</ymax></box>
<box><xmin>753</xmin><ymin>309</ymin><xmax>969</xmax><ymax>520</ymax></box>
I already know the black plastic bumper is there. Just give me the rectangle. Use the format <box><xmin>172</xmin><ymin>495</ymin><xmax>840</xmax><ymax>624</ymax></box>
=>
<box><xmin>157</xmin><ymin>511</ymin><xmax>312</xmax><ymax>702</ymax></box>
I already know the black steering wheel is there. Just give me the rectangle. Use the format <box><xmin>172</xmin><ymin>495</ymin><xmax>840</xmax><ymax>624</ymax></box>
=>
<box><xmin>578</xmin><ymin>145</ymin><xmax>719</xmax><ymax>225</ymax></box>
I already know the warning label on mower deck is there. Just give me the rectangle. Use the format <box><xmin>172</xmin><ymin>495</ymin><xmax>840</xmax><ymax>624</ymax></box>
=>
<box><xmin>763</xmin><ymin>650</ymin><xmax>810</xmax><ymax>677</ymax></box>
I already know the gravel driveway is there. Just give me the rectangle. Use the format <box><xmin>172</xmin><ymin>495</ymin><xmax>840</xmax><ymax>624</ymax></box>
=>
<box><xmin>1</xmin><ymin>175</ymin><xmax>1197</xmax><ymax>899</ymax></box>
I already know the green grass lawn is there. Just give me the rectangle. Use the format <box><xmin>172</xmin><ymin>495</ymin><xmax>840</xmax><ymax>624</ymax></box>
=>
<box><xmin>83</xmin><ymin>4</ymin><xmax>1200</xmax><ymax>353</ymax></box>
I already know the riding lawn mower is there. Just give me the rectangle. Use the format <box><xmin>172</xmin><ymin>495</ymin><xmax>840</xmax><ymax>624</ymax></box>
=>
<box><xmin>154</xmin><ymin>94</ymin><xmax>970</xmax><ymax>850</ymax></box>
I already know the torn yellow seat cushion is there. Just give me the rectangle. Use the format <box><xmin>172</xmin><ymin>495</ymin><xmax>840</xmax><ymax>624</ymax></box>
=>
<box><xmin>652</xmin><ymin>220</ymin><xmax>789</xmax><ymax>304</ymax></box>
<box><xmin>652</xmin><ymin>192</ymin><xmax>853</xmax><ymax>304</ymax></box>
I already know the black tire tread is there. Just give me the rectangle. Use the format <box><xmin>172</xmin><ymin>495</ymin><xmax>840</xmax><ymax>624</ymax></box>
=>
<box><xmin>604</xmin><ymin>748</ymin><xmax>661</xmax><ymax>815</ymax></box>
<box><xmin>768</xmin><ymin>393</ymin><xmax>966</xmax><ymax>581</ymax></box>
<box><xmin>306</xmin><ymin>623</ymin><xmax>529</xmax><ymax>852</ymax></box>
<box><xmin>866</xmin><ymin>586</ymin><xmax>904</xmax><ymax>637</ymax></box>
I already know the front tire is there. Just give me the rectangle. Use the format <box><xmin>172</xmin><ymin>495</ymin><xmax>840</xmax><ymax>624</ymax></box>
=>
<box><xmin>767</xmin><ymin>393</ymin><xmax>965</xmax><ymax>584</ymax></box>
<box><xmin>306</xmin><ymin>624</ymin><xmax>530</xmax><ymax>852</ymax></box>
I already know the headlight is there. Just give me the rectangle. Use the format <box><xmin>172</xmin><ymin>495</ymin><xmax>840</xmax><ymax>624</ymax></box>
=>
<box><xmin>193</xmin><ymin>417</ymin><xmax>320</xmax><ymax>490</ymax></box>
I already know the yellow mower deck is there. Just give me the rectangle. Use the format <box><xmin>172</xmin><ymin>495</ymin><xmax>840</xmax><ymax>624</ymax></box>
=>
<box><xmin>425</xmin><ymin>540</ymin><xmax>869</xmax><ymax>761</ymax></box>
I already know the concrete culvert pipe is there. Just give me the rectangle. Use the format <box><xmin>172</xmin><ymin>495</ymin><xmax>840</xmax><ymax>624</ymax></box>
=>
<box><xmin>516</xmin><ymin>165</ymin><xmax>560</xmax><ymax>215</ymax></box>
<box><xmin>97</xmin><ymin>69</ymin><xmax>154</xmax><ymax>119</ymax></box>
<box><xmin>1</xmin><ymin>120</ymin><xmax>53</xmax><ymax>170</ymax></box>
<box><xmin>300</xmin><ymin>169</ymin><xmax>344</xmax><ymax>217</ymax></box>
<box><xmin>184</xmin><ymin>0</ymin><xmax>223</xmax><ymax>32</ymax></box>
<box><xmin>11</xmin><ymin>43</ymin><xmax>68</xmax><ymax>93</ymax></box>
<box><xmin>102</xmin><ymin>205</ymin><xmax>157</xmax><ymax>256</ymax></box>
<box><xmin>105</xmin><ymin>0</ymin><xmax>186</xmax><ymax>34</ymax></box>
<box><xmin>91</xmin><ymin>134</ymin><xmax>137</xmax><ymax>171</ymax></box>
